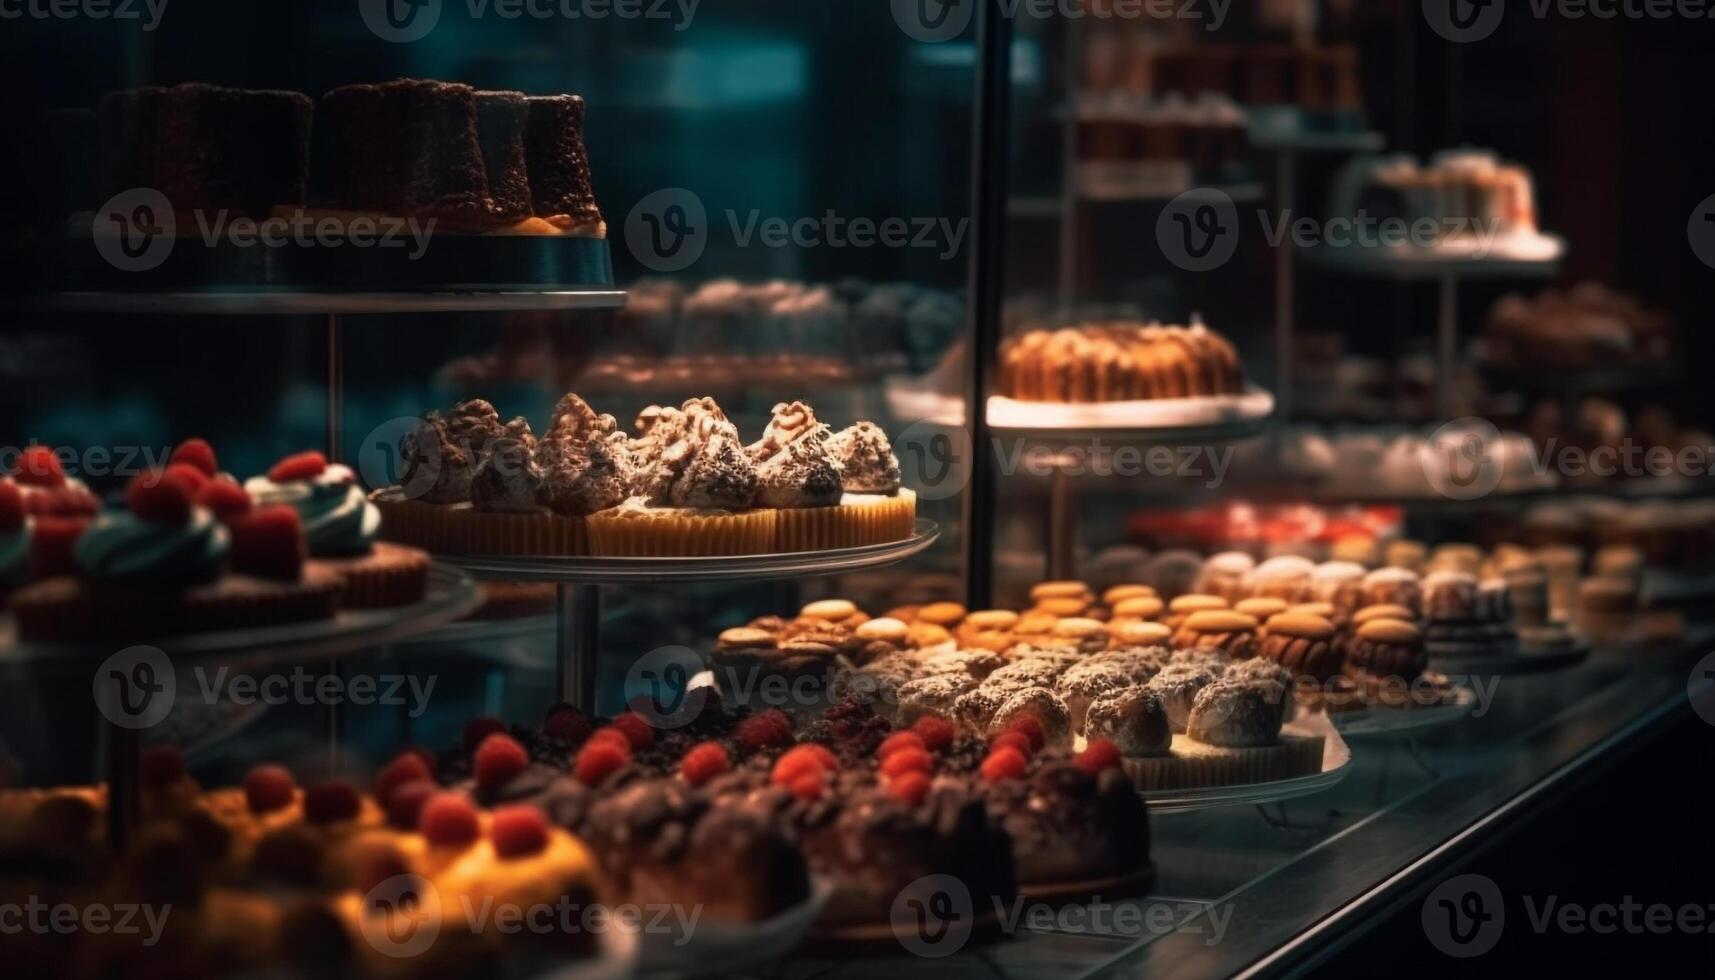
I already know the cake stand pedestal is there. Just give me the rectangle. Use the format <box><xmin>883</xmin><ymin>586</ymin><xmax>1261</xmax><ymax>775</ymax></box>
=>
<box><xmin>439</xmin><ymin>520</ymin><xmax>942</xmax><ymax>714</ymax></box>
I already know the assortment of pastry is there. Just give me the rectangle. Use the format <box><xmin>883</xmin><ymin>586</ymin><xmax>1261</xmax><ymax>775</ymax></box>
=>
<box><xmin>1485</xmin><ymin>282</ymin><xmax>1676</xmax><ymax>369</ymax></box>
<box><xmin>1330</xmin><ymin>150</ymin><xmax>1539</xmax><ymax>243</ymax></box>
<box><xmin>713</xmin><ymin>585</ymin><xmax>1329</xmax><ymax>791</ymax></box>
<box><xmin>1083</xmin><ymin>40</ymin><xmax>1364</xmax><ymax>120</ymax></box>
<box><xmin>5</xmin><ymin>440</ymin><xmax>430</xmax><ymax>642</ymax></box>
<box><xmin>996</xmin><ymin>320</ymin><xmax>1245</xmax><ymax>403</ymax></box>
<box><xmin>95</xmin><ymin>78</ymin><xmax>602</xmax><ymax>235</ymax></box>
<box><xmin>372</xmin><ymin>396</ymin><xmax>915</xmax><ymax>557</ymax></box>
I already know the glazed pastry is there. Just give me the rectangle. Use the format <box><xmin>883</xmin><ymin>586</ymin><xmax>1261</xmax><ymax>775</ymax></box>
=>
<box><xmin>1256</xmin><ymin>612</ymin><xmax>1342</xmax><ymax>683</ymax></box>
<box><xmin>1246</xmin><ymin>556</ymin><xmax>1315</xmax><ymax>603</ymax></box>
<box><xmin>1361</xmin><ymin>567</ymin><xmax>1422</xmax><ymax>617</ymax></box>
<box><xmin>1171</xmin><ymin>610</ymin><xmax>1260</xmax><ymax>659</ymax></box>
<box><xmin>1310</xmin><ymin>561</ymin><xmax>1368</xmax><ymax>622</ymax></box>
<box><xmin>1344</xmin><ymin>618</ymin><xmax>1429</xmax><ymax>682</ymax></box>
<box><xmin>1195</xmin><ymin>551</ymin><xmax>1255</xmax><ymax>602</ymax></box>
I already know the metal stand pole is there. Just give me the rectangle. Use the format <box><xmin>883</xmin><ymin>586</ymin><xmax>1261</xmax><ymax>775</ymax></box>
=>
<box><xmin>1436</xmin><ymin>274</ymin><xmax>1458</xmax><ymax>419</ymax></box>
<box><xmin>961</xmin><ymin>0</ymin><xmax>1015</xmax><ymax>611</ymax></box>
<box><xmin>1047</xmin><ymin>464</ymin><xmax>1077</xmax><ymax>580</ymax></box>
<box><xmin>104</xmin><ymin>721</ymin><xmax>139</xmax><ymax>850</ymax></box>
<box><xmin>558</xmin><ymin>583</ymin><xmax>599</xmax><ymax>714</ymax></box>
<box><xmin>1274</xmin><ymin>150</ymin><xmax>1297</xmax><ymax>424</ymax></box>
<box><xmin>327</xmin><ymin>312</ymin><xmax>344</xmax><ymax>460</ymax></box>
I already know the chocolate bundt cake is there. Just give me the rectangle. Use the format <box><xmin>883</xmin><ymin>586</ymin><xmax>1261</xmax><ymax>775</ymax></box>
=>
<box><xmin>473</xmin><ymin>90</ymin><xmax>534</xmax><ymax>223</ymax></box>
<box><xmin>314</xmin><ymin>78</ymin><xmax>495</xmax><ymax>227</ymax></box>
<box><xmin>97</xmin><ymin>83</ymin><xmax>313</xmax><ymax>215</ymax></box>
<box><xmin>523</xmin><ymin>94</ymin><xmax>605</xmax><ymax>235</ymax></box>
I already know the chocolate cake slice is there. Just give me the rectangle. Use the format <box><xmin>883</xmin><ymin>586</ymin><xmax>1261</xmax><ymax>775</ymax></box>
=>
<box><xmin>314</xmin><ymin>78</ymin><xmax>493</xmax><ymax>228</ymax></box>
<box><xmin>474</xmin><ymin>90</ymin><xmax>533</xmax><ymax>224</ymax></box>
<box><xmin>94</xmin><ymin>87</ymin><xmax>164</xmax><ymax>199</ymax></box>
<box><xmin>153</xmin><ymin>83</ymin><xmax>313</xmax><ymax>215</ymax></box>
<box><xmin>523</xmin><ymin>94</ymin><xmax>605</xmax><ymax>235</ymax></box>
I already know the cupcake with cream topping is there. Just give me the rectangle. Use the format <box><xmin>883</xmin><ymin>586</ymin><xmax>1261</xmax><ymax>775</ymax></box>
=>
<box><xmin>824</xmin><ymin>420</ymin><xmax>917</xmax><ymax>546</ymax></box>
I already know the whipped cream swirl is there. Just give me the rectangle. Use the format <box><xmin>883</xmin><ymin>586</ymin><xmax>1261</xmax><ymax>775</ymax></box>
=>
<box><xmin>75</xmin><ymin>507</ymin><xmax>229</xmax><ymax>582</ymax></box>
<box><xmin>245</xmin><ymin>463</ymin><xmax>378</xmax><ymax>556</ymax></box>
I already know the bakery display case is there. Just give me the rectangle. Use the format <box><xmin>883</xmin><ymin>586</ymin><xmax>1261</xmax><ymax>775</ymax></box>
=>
<box><xmin>2</xmin><ymin>1</ymin><xmax>1714</xmax><ymax>977</ymax></box>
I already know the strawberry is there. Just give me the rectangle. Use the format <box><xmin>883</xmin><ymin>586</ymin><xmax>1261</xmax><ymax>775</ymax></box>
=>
<box><xmin>125</xmin><ymin>470</ymin><xmax>194</xmax><ymax>526</ymax></box>
<box><xmin>574</xmin><ymin>741</ymin><xmax>630</xmax><ymax>786</ymax></box>
<box><xmin>373</xmin><ymin>753</ymin><xmax>433</xmax><ymax>806</ymax></box>
<box><xmin>163</xmin><ymin>462</ymin><xmax>210</xmax><ymax>495</ymax></box>
<box><xmin>303</xmin><ymin>780</ymin><xmax>362</xmax><ymax>824</ymax></box>
<box><xmin>473</xmin><ymin>733</ymin><xmax>529</xmax><ymax>792</ymax></box>
<box><xmin>911</xmin><ymin>716</ymin><xmax>956</xmax><ymax>752</ymax></box>
<box><xmin>195</xmin><ymin>479</ymin><xmax>252</xmax><ymax>521</ymax></box>
<box><xmin>13</xmin><ymin>446</ymin><xmax>65</xmax><ymax>488</ymax></box>
<box><xmin>543</xmin><ymin>708</ymin><xmax>592</xmax><ymax>744</ymax></box>
<box><xmin>243</xmin><ymin>764</ymin><xmax>297</xmax><ymax>814</ymax></box>
<box><xmin>1004</xmin><ymin>715</ymin><xmax>1047</xmax><ymax>754</ymax></box>
<box><xmin>491</xmin><ymin>806</ymin><xmax>550</xmax><ymax>859</ymax></box>
<box><xmin>419</xmin><ymin>793</ymin><xmax>480</xmax><ymax>845</ymax></box>
<box><xmin>886</xmin><ymin>770</ymin><xmax>932</xmax><ymax>806</ymax></box>
<box><xmin>386</xmin><ymin>780</ymin><xmax>437</xmax><ymax>830</ymax></box>
<box><xmin>607</xmin><ymin>712</ymin><xmax>656</xmax><ymax>750</ymax></box>
<box><xmin>879</xmin><ymin>747</ymin><xmax>933</xmax><ymax>779</ymax></box>
<box><xmin>268</xmin><ymin>451</ymin><xmax>328</xmax><ymax>483</ymax></box>
<box><xmin>228</xmin><ymin>505</ymin><xmax>305</xmax><ymax>580</ymax></box>
<box><xmin>169</xmin><ymin>438</ymin><xmax>218</xmax><ymax>478</ymax></box>
<box><xmin>877</xmin><ymin>731</ymin><xmax>926</xmax><ymax>761</ymax></box>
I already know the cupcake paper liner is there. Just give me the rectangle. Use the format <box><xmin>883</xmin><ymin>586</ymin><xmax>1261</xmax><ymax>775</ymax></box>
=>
<box><xmin>311</xmin><ymin>542</ymin><xmax>432</xmax><ymax>610</ymax></box>
<box><xmin>372</xmin><ymin>494</ymin><xmax>471</xmax><ymax>555</ymax></box>
<box><xmin>1120</xmin><ymin>733</ymin><xmax>1325</xmax><ymax>791</ymax></box>
<box><xmin>12</xmin><ymin>571</ymin><xmax>343</xmax><ymax>643</ymax></box>
<box><xmin>464</xmin><ymin>510</ymin><xmax>588</xmax><ymax>556</ymax></box>
<box><xmin>587</xmin><ymin>507</ymin><xmax>776</xmax><ymax>557</ymax></box>
<box><xmin>774</xmin><ymin>490</ymin><xmax>917</xmax><ymax>552</ymax></box>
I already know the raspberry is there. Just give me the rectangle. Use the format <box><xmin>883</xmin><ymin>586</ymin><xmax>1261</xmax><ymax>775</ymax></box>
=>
<box><xmin>543</xmin><ymin>708</ymin><xmax>592</xmax><ymax>743</ymax></box>
<box><xmin>169</xmin><ymin>439</ymin><xmax>218</xmax><ymax>478</ymax></box>
<box><xmin>386</xmin><ymin>780</ymin><xmax>437</xmax><ymax>829</ymax></box>
<box><xmin>788</xmin><ymin>773</ymin><xmax>825</xmax><ymax>801</ymax></box>
<box><xmin>887</xmin><ymin>770</ymin><xmax>932</xmax><ymax>806</ymax></box>
<box><xmin>27</xmin><ymin>487</ymin><xmax>98</xmax><ymax>518</ymax></box>
<box><xmin>734</xmin><ymin>709</ymin><xmax>794</xmax><ymax>753</ymax></box>
<box><xmin>0</xmin><ymin>480</ymin><xmax>22</xmax><ymax>532</ymax></box>
<box><xmin>373</xmin><ymin>753</ymin><xmax>433</xmax><ymax>806</ymax></box>
<box><xmin>244</xmin><ymin>764</ymin><xmax>297</xmax><ymax>814</ymax></box>
<box><xmin>419</xmin><ymin>793</ymin><xmax>481</xmax><ymax>846</ymax></box>
<box><xmin>990</xmin><ymin>731</ymin><xmax>1033</xmax><ymax>759</ymax></box>
<box><xmin>28</xmin><ymin>517</ymin><xmax>86</xmax><ymax>578</ymax></box>
<box><xmin>125</xmin><ymin>470</ymin><xmax>193</xmax><ymax>526</ymax></box>
<box><xmin>879</xmin><ymin>747</ymin><xmax>933</xmax><ymax>779</ymax></box>
<box><xmin>303</xmin><ymin>780</ymin><xmax>362</xmax><ymax>824</ymax></box>
<box><xmin>228</xmin><ymin>505</ymin><xmax>306</xmax><ymax>580</ymax></box>
<box><xmin>770</xmin><ymin>745</ymin><xmax>836</xmax><ymax>787</ymax></box>
<box><xmin>268</xmin><ymin>451</ymin><xmax>328</xmax><ymax>483</ymax></box>
<box><xmin>1075</xmin><ymin>739</ymin><xmax>1123</xmax><ymax>776</ymax></box>
<box><xmin>14</xmin><ymin>446</ymin><xmax>65</xmax><ymax>488</ymax></box>
<box><xmin>911</xmin><ymin>716</ymin><xmax>957</xmax><ymax>752</ymax></box>
<box><xmin>586</xmin><ymin>728</ymin><xmax>633</xmax><ymax>753</ymax></box>
<box><xmin>491</xmin><ymin>805</ymin><xmax>550</xmax><ymax>859</ymax></box>
<box><xmin>164</xmin><ymin>463</ymin><xmax>210</xmax><ymax>496</ymax></box>
<box><xmin>678</xmin><ymin>741</ymin><xmax>730</xmax><ymax>787</ymax></box>
<box><xmin>574</xmin><ymin>741</ymin><xmax>630</xmax><ymax>786</ymax></box>
<box><xmin>462</xmin><ymin>717</ymin><xmax>507</xmax><ymax>752</ymax></box>
<box><xmin>980</xmin><ymin>747</ymin><xmax>1028</xmax><ymax>783</ymax></box>
<box><xmin>607</xmin><ymin>712</ymin><xmax>655</xmax><ymax>750</ymax></box>
<box><xmin>195</xmin><ymin>479</ymin><xmax>252</xmax><ymax>521</ymax></box>
<box><xmin>473</xmin><ymin>733</ymin><xmax>529</xmax><ymax>792</ymax></box>
<box><xmin>1004</xmin><ymin>715</ymin><xmax>1047</xmax><ymax>754</ymax></box>
<box><xmin>877</xmin><ymin>731</ymin><xmax>926</xmax><ymax>761</ymax></box>
<box><xmin>139</xmin><ymin>745</ymin><xmax>185</xmax><ymax>789</ymax></box>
